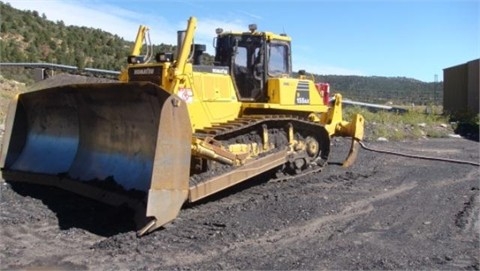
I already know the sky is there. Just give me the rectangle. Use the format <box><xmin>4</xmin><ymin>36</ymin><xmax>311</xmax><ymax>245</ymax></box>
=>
<box><xmin>4</xmin><ymin>0</ymin><xmax>479</xmax><ymax>82</ymax></box>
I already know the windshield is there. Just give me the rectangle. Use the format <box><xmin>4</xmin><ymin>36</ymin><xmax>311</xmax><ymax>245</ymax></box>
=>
<box><xmin>233</xmin><ymin>36</ymin><xmax>263</xmax><ymax>68</ymax></box>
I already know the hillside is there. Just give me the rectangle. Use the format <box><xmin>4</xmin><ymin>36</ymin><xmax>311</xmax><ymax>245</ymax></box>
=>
<box><xmin>314</xmin><ymin>75</ymin><xmax>442</xmax><ymax>105</ymax></box>
<box><xmin>0</xmin><ymin>1</ymin><xmax>442</xmax><ymax>105</ymax></box>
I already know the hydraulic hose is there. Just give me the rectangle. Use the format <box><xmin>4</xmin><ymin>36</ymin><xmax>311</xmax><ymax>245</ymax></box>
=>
<box><xmin>358</xmin><ymin>141</ymin><xmax>480</xmax><ymax>167</ymax></box>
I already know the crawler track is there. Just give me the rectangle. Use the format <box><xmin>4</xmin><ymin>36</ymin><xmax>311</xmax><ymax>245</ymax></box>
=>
<box><xmin>190</xmin><ymin>114</ymin><xmax>331</xmax><ymax>187</ymax></box>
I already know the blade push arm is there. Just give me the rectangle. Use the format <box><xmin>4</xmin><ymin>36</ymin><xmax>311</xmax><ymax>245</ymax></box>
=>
<box><xmin>322</xmin><ymin>94</ymin><xmax>365</xmax><ymax>167</ymax></box>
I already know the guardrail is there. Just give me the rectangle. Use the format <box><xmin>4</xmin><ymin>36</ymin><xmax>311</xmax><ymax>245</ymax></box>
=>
<box><xmin>330</xmin><ymin>97</ymin><xmax>409</xmax><ymax>113</ymax></box>
<box><xmin>0</xmin><ymin>62</ymin><xmax>120</xmax><ymax>81</ymax></box>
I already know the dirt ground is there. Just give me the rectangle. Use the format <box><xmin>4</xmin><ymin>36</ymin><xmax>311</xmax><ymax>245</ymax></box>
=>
<box><xmin>0</xmin><ymin>136</ymin><xmax>479</xmax><ymax>270</ymax></box>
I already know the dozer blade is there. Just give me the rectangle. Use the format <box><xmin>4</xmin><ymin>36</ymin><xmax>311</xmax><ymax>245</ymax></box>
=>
<box><xmin>0</xmin><ymin>81</ymin><xmax>192</xmax><ymax>235</ymax></box>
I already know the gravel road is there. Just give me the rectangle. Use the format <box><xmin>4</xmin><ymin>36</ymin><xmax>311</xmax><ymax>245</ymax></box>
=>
<box><xmin>1</xmin><ymin>137</ymin><xmax>479</xmax><ymax>270</ymax></box>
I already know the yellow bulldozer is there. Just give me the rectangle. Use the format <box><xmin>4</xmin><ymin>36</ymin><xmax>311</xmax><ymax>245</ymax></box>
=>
<box><xmin>0</xmin><ymin>17</ymin><xmax>364</xmax><ymax>236</ymax></box>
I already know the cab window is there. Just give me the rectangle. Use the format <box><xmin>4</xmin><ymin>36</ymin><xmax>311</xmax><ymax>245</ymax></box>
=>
<box><xmin>268</xmin><ymin>43</ymin><xmax>288</xmax><ymax>77</ymax></box>
<box><xmin>235</xmin><ymin>47</ymin><xmax>247</xmax><ymax>69</ymax></box>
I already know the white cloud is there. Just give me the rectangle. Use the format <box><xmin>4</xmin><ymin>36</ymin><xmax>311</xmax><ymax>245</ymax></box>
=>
<box><xmin>237</xmin><ymin>10</ymin><xmax>263</xmax><ymax>20</ymax></box>
<box><xmin>6</xmin><ymin>0</ymin><xmax>177</xmax><ymax>44</ymax></box>
<box><xmin>6</xmin><ymin>0</ymin><xmax>247</xmax><ymax>55</ymax></box>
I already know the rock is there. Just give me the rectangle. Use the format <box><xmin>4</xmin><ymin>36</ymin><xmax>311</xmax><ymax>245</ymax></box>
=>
<box><xmin>448</xmin><ymin>134</ymin><xmax>462</xmax><ymax>138</ymax></box>
<box><xmin>377</xmin><ymin>137</ymin><xmax>388</xmax><ymax>142</ymax></box>
<box><xmin>417</xmin><ymin>123</ymin><xmax>426</xmax><ymax>127</ymax></box>
<box><xmin>440</xmin><ymin>123</ymin><xmax>448</xmax><ymax>128</ymax></box>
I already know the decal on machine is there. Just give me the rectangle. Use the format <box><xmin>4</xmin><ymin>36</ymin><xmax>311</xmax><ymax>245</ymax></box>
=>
<box><xmin>178</xmin><ymin>88</ymin><xmax>193</xmax><ymax>103</ymax></box>
<box><xmin>295</xmin><ymin>81</ymin><xmax>310</xmax><ymax>104</ymax></box>
<box><xmin>133</xmin><ymin>68</ymin><xmax>155</xmax><ymax>75</ymax></box>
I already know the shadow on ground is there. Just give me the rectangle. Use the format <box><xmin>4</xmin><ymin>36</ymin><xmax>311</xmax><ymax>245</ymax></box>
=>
<box><xmin>8</xmin><ymin>182</ymin><xmax>137</xmax><ymax>237</ymax></box>
<box><xmin>454</xmin><ymin>122</ymin><xmax>479</xmax><ymax>142</ymax></box>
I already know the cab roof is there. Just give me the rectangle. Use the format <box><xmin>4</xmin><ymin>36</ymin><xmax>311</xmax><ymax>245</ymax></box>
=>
<box><xmin>218</xmin><ymin>30</ymin><xmax>292</xmax><ymax>42</ymax></box>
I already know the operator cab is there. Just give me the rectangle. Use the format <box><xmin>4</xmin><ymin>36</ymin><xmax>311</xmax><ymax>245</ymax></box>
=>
<box><xmin>214</xmin><ymin>24</ymin><xmax>292</xmax><ymax>102</ymax></box>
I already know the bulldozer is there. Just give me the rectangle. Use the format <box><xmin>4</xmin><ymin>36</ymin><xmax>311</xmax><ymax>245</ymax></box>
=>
<box><xmin>0</xmin><ymin>17</ymin><xmax>364</xmax><ymax>236</ymax></box>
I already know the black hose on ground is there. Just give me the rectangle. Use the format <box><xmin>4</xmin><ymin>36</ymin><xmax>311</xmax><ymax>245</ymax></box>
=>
<box><xmin>358</xmin><ymin>141</ymin><xmax>480</xmax><ymax>167</ymax></box>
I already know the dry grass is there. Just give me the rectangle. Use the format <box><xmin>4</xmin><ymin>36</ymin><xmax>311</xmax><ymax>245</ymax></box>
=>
<box><xmin>343</xmin><ymin>105</ymin><xmax>455</xmax><ymax>141</ymax></box>
<box><xmin>0</xmin><ymin>75</ymin><xmax>26</xmax><ymax>124</ymax></box>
